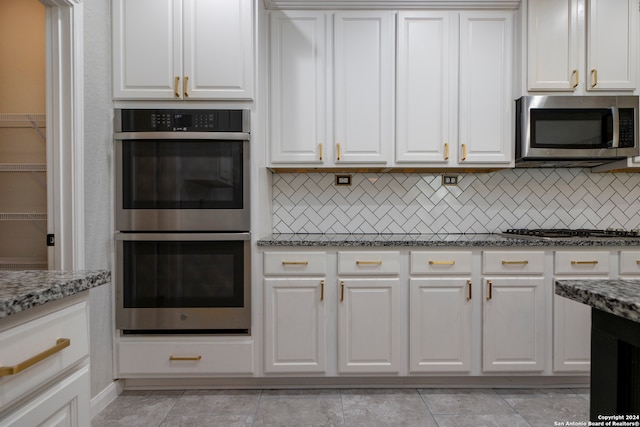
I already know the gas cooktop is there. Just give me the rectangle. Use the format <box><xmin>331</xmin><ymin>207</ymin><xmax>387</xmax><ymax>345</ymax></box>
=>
<box><xmin>502</xmin><ymin>228</ymin><xmax>640</xmax><ymax>239</ymax></box>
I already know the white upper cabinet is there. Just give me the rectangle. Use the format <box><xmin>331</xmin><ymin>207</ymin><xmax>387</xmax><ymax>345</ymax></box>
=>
<box><xmin>269</xmin><ymin>11</ymin><xmax>395</xmax><ymax>167</ymax></box>
<box><xmin>527</xmin><ymin>0</ymin><xmax>637</xmax><ymax>92</ymax></box>
<box><xmin>458</xmin><ymin>12</ymin><xmax>514</xmax><ymax>165</ymax></box>
<box><xmin>113</xmin><ymin>0</ymin><xmax>253</xmax><ymax>100</ymax></box>
<box><xmin>396</xmin><ymin>12</ymin><xmax>453</xmax><ymax>165</ymax></box>
<box><xmin>396</xmin><ymin>11</ymin><xmax>513</xmax><ymax>167</ymax></box>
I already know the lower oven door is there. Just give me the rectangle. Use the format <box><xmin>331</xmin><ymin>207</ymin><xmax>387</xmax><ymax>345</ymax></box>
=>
<box><xmin>115</xmin><ymin>232</ymin><xmax>250</xmax><ymax>333</ymax></box>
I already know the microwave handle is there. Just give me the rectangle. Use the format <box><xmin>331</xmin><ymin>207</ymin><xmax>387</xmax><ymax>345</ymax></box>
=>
<box><xmin>611</xmin><ymin>106</ymin><xmax>619</xmax><ymax>148</ymax></box>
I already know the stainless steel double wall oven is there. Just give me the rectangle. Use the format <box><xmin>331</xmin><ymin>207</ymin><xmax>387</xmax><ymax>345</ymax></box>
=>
<box><xmin>114</xmin><ymin>109</ymin><xmax>251</xmax><ymax>334</ymax></box>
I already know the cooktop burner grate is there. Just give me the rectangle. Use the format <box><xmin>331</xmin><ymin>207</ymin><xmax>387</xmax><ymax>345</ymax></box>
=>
<box><xmin>502</xmin><ymin>228</ymin><xmax>640</xmax><ymax>238</ymax></box>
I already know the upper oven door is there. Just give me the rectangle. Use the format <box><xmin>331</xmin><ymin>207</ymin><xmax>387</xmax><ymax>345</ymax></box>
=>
<box><xmin>115</xmin><ymin>134</ymin><xmax>249</xmax><ymax>231</ymax></box>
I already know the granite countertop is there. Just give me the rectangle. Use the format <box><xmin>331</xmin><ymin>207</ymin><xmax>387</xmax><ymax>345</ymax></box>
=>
<box><xmin>0</xmin><ymin>270</ymin><xmax>111</xmax><ymax>319</ymax></box>
<box><xmin>556</xmin><ymin>279</ymin><xmax>640</xmax><ymax>324</ymax></box>
<box><xmin>257</xmin><ymin>233</ymin><xmax>640</xmax><ymax>247</ymax></box>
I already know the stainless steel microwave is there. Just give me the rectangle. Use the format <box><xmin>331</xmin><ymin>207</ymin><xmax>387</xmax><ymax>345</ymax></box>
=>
<box><xmin>515</xmin><ymin>96</ymin><xmax>639</xmax><ymax>167</ymax></box>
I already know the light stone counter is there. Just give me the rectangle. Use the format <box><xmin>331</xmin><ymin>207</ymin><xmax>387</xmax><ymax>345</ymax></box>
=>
<box><xmin>257</xmin><ymin>233</ymin><xmax>640</xmax><ymax>247</ymax></box>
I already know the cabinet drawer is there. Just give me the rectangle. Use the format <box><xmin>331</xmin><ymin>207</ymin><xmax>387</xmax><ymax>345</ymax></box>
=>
<box><xmin>619</xmin><ymin>251</ymin><xmax>640</xmax><ymax>275</ymax></box>
<box><xmin>338</xmin><ymin>251</ymin><xmax>400</xmax><ymax>275</ymax></box>
<box><xmin>264</xmin><ymin>252</ymin><xmax>326</xmax><ymax>276</ymax></box>
<box><xmin>483</xmin><ymin>251</ymin><xmax>545</xmax><ymax>274</ymax></box>
<box><xmin>410</xmin><ymin>251</ymin><xmax>472</xmax><ymax>275</ymax></box>
<box><xmin>0</xmin><ymin>301</ymin><xmax>89</xmax><ymax>409</ymax></box>
<box><xmin>117</xmin><ymin>338</ymin><xmax>254</xmax><ymax>376</ymax></box>
<box><xmin>555</xmin><ymin>251</ymin><xmax>609</xmax><ymax>275</ymax></box>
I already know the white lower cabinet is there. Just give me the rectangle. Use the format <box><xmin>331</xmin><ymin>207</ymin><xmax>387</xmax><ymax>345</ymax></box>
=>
<box><xmin>263</xmin><ymin>278</ymin><xmax>326</xmax><ymax>374</ymax></box>
<box><xmin>337</xmin><ymin>278</ymin><xmax>402</xmax><ymax>374</ymax></box>
<box><xmin>482</xmin><ymin>251</ymin><xmax>546</xmax><ymax>373</ymax></box>
<box><xmin>409</xmin><ymin>251</ymin><xmax>472</xmax><ymax>373</ymax></box>
<box><xmin>0</xmin><ymin>296</ymin><xmax>90</xmax><ymax>426</ymax></box>
<box><xmin>552</xmin><ymin>250</ymin><xmax>609</xmax><ymax>373</ymax></box>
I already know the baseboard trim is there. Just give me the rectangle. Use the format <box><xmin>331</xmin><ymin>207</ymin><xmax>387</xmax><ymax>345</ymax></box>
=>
<box><xmin>90</xmin><ymin>380</ymin><xmax>123</xmax><ymax>420</ymax></box>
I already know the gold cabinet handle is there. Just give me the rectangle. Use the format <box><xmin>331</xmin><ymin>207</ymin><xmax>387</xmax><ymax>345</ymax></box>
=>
<box><xmin>461</xmin><ymin>144</ymin><xmax>467</xmax><ymax>161</ymax></box>
<box><xmin>502</xmin><ymin>260</ymin><xmax>529</xmax><ymax>265</ymax></box>
<box><xmin>183</xmin><ymin>76</ymin><xmax>189</xmax><ymax>98</ymax></box>
<box><xmin>486</xmin><ymin>280</ymin><xmax>492</xmax><ymax>301</ymax></box>
<box><xmin>169</xmin><ymin>355</ymin><xmax>202</xmax><ymax>361</ymax></box>
<box><xmin>336</xmin><ymin>143</ymin><xmax>341</xmax><ymax>161</ymax></box>
<box><xmin>340</xmin><ymin>281</ymin><xmax>345</xmax><ymax>302</ymax></box>
<box><xmin>356</xmin><ymin>260</ymin><xmax>382</xmax><ymax>265</ymax></box>
<box><xmin>571</xmin><ymin>69</ymin><xmax>579</xmax><ymax>88</ymax></box>
<box><xmin>444</xmin><ymin>143</ymin><xmax>449</xmax><ymax>160</ymax></box>
<box><xmin>319</xmin><ymin>143</ymin><xmax>323</xmax><ymax>161</ymax></box>
<box><xmin>0</xmin><ymin>338</ymin><xmax>70</xmax><ymax>377</ymax></box>
<box><xmin>590</xmin><ymin>69</ymin><xmax>597</xmax><ymax>88</ymax></box>
<box><xmin>320</xmin><ymin>280</ymin><xmax>324</xmax><ymax>301</ymax></box>
<box><xmin>571</xmin><ymin>260</ymin><xmax>598</xmax><ymax>265</ymax></box>
<box><xmin>282</xmin><ymin>261</ymin><xmax>309</xmax><ymax>266</ymax></box>
<box><xmin>429</xmin><ymin>260</ymin><xmax>455</xmax><ymax>265</ymax></box>
<box><xmin>174</xmin><ymin>76</ymin><xmax>180</xmax><ymax>98</ymax></box>
<box><xmin>467</xmin><ymin>280</ymin><xmax>472</xmax><ymax>301</ymax></box>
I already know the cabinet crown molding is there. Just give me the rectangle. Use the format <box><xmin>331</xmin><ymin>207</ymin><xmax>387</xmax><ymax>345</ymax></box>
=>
<box><xmin>264</xmin><ymin>0</ymin><xmax>520</xmax><ymax>10</ymax></box>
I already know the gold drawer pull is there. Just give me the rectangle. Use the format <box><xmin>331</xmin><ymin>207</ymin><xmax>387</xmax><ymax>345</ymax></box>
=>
<box><xmin>571</xmin><ymin>69</ymin><xmax>579</xmax><ymax>88</ymax></box>
<box><xmin>356</xmin><ymin>260</ymin><xmax>382</xmax><ymax>265</ymax></box>
<box><xmin>174</xmin><ymin>76</ymin><xmax>180</xmax><ymax>98</ymax></box>
<box><xmin>0</xmin><ymin>338</ymin><xmax>70</xmax><ymax>377</ymax></box>
<box><xmin>319</xmin><ymin>143</ymin><xmax>323</xmax><ymax>161</ymax></box>
<box><xmin>486</xmin><ymin>280</ymin><xmax>492</xmax><ymax>301</ymax></box>
<box><xmin>183</xmin><ymin>75</ymin><xmax>189</xmax><ymax>98</ymax></box>
<box><xmin>502</xmin><ymin>260</ymin><xmax>529</xmax><ymax>265</ymax></box>
<box><xmin>429</xmin><ymin>260</ymin><xmax>455</xmax><ymax>265</ymax></box>
<box><xmin>467</xmin><ymin>280</ymin><xmax>472</xmax><ymax>301</ymax></box>
<box><xmin>590</xmin><ymin>69</ymin><xmax>598</xmax><ymax>88</ymax></box>
<box><xmin>169</xmin><ymin>355</ymin><xmax>202</xmax><ymax>361</ymax></box>
<box><xmin>571</xmin><ymin>260</ymin><xmax>598</xmax><ymax>265</ymax></box>
<box><xmin>340</xmin><ymin>281</ymin><xmax>345</xmax><ymax>302</ymax></box>
<box><xmin>320</xmin><ymin>280</ymin><xmax>324</xmax><ymax>301</ymax></box>
<box><xmin>282</xmin><ymin>261</ymin><xmax>309</xmax><ymax>266</ymax></box>
<box><xmin>444</xmin><ymin>143</ymin><xmax>449</xmax><ymax>160</ymax></box>
<box><xmin>461</xmin><ymin>144</ymin><xmax>467</xmax><ymax>161</ymax></box>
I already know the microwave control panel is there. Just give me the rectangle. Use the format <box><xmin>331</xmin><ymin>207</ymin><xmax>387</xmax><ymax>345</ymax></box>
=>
<box><xmin>619</xmin><ymin>108</ymin><xmax>635</xmax><ymax>148</ymax></box>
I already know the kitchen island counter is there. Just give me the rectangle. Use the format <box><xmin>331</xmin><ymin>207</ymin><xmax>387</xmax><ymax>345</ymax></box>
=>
<box><xmin>555</xmin><ymin>278</ymin><xmax>640</xmax><ymax>419</ymax></box>
<box><xmin>257</xmin><ymin>233</ymin><xmax>640</xmax><ymax>247</ymax></box>
<box><xmin>0</xmin><ymin>270</ymin><xmax>110</xmax><ymax>319</ymax></box>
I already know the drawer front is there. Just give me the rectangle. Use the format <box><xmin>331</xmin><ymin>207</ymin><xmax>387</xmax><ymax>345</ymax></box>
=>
<box><xmin>410</xmin><ymin>251</ymin><xmax>472</xmax><ymax>275</ymax></box>
<box><xmin>0</xmin><ymin>301</ymin><xmax>89</xmax><ymax>410</ymax></box>
<box><xmin>555</xmin><ymin>251</ymin><xmax>610</xmax><ymax>275</ymax></box>
<box><xmin>619</xmin><ymin>251</ymin><xmax>640</xmax><ymax>275</ymax></box>
<box><xmin>264</xmin><ymin>252</ymin><xmax>326</xmax><ymax>276</ymax></box>
<box><xmin>338</xmin><ymin>251</ymin><xmax>400</xmax><ymax>276</ymax></box>
<box><xmin>483</xmin><ymin>251</ymin><xmax>545</xmax><ymax>274</ymax></box>
<box><xmin>117</xmin><ymin>339</ymin><xmax>254</xmax><ymax>376</ymax></box>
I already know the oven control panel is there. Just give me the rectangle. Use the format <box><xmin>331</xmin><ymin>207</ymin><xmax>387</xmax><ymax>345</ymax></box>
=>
<box><xmin>117</xmin><ymin>109</ymin><xmax>246</xmax><ymax>132</ymax></box>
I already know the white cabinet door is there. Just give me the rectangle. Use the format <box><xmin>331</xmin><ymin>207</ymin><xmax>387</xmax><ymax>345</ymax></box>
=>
<box><xmin>396</xmin><ymin>12</ymin><xmax>452</xmax><ymax>165</ymax></box>
<box><xmin>586</xmin><ymin>0</ymin><xmax>637</xmax><ymax>91</ymax></box>
<box><xmin>113</xmin><ymin>0</ymin><xmax>182</xmax><ymax>99</ymax></box>
<box><xmin>527</xmin><ymin>0</ymin><xmax>579</xmax><ymax>91</ymax></box>
<box><xmin>113</xmin><ymin>0</ymin><xmax>253</xmax><ymax>100</ymax></box>
<box><xmin>459</xmin><ymin>12</ymin><xmax>513</xmax><ymax>165</ymax></box>
<box><xmin>337</xmin><ymin>278</ymin><xmax>401</xmax><ymax>374</ymax></box>
<box><xmin>553</xmin><ymin>295</ymin><xmax>591</xmax><ymax>372</ymax></box>
<box><xmin>0</xmin><ymin>366</ymin><xmax>90</xmax><ymax>427</ymax></box>
<box><xmin>409</xmin><ymin>278</ymin><xmax>472</xmax><ymax>373</ymax></box>
<box><xmin>269</xmin><ymin>11</ymin><xmax>394</xmax><ymax>167</ymax></box>
<box><xmin>333</xmin><ymin>12</ymin><xmax>395</xmax><ymax>165</ymax></box>
<box><xmin>269</xmin><ymin>12</ymin><xmax>328</xmax><ymax>164</ymax></box>
<box><xmin>482</xmin><ymin>277</ymin><xmax>545</xmax><ymax>372</ymax></box>
<box><xmin>183</xmin><ymin>0</ymin><xmax>253</xmax><ymax>99</ymax></box>
<box><xmin>264</xmin><ymin>278</ymin><xmax>327</xmax><ymax>374</ymax></box>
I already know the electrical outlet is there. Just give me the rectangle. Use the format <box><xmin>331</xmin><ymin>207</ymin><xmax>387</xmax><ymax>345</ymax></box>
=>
<box><xmin>442</xmin><ymin>175</ymin><xmax>458</xmax><ymax>186</ymax></box>
<box><xmin>335</xmin><ymin>175</ymin><xmax>352</xmax><ymax>186</ymax></box>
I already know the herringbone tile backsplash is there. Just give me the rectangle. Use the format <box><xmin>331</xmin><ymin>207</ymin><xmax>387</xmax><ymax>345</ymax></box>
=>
<box><xmin>272</xmin><ymin>169</ymin><xmax>640</xmax><ymax>234</ymax></box>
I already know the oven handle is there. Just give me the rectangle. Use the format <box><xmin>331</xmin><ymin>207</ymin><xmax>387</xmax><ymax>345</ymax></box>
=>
<box><xmin>610</xmin><ymin>106</ymin><xmax>619</xmax><ymax>148</ymax></box>
<box><xmin>115</xmin><ymin>232</ymin><xmax>250</xmax><ymax>241</ymax></box>
<box><xmin>114</xmin><ymin>132</ymin><xmax>250</xmax><ymax>141</ymax></box>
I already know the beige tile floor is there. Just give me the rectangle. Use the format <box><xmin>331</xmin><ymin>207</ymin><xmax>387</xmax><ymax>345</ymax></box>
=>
<box><xmin>92</xmin><ymin>387</ymin><xmax>590</xmax><ymax>426</ymax></box>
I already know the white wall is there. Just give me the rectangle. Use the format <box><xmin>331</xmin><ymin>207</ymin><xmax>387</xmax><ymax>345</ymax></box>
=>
<box><xmin>83</xmin><ymin>0</ymin><xmax>114</xmax><ymax>398</ymax></box>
